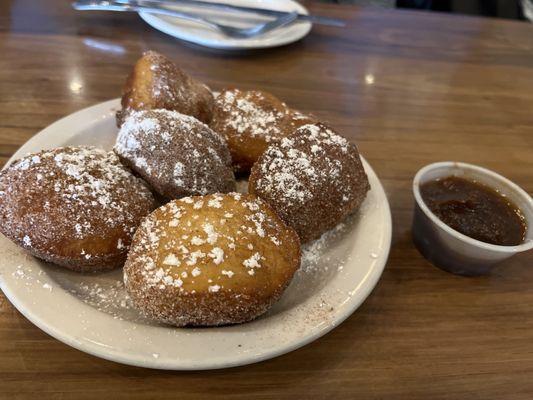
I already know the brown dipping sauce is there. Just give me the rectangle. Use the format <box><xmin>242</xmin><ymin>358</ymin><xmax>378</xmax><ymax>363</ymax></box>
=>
<box><xmin>420</xmin><ymin>176</ymin><xmax>527</xmax><ymax>246</ymax></box>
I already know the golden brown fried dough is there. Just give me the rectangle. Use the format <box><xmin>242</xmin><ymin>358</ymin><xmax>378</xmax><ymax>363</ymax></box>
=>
<box><xmin>249</xmin><ymin>123</ymin><xmax>370</xmax><ymax>243</ymax></box>
<box><xmin>0</xmin><ymin>146</ymin><xmax>157</xmax><ymax>271</ymax></box>
<box><xmin>124</xmin><ymin>193</ymin><xmax>301</xmax><ymax>327</ymax></box>
<box><xmin>210</xmin><ymin>89</ymin><xmax>316</xmax><ymax>174</ymax></box>
<box><xmin>114</xmin><ymin>109</ymin><xmax>236</xmax><ymax>200</ymax></box>
<box><xmin>117</xmin><ymin>51</ymin><xmax>214</xmax><ymax>126</ymax></box>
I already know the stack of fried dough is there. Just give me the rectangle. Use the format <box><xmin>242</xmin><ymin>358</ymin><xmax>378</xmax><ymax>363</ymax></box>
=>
<box><xmin>0</xmin><ymin>51</ymin><xmax>369</xmax><ymax>327</ymax></box>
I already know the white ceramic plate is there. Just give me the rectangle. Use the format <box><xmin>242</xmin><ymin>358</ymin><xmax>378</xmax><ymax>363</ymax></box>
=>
<box><xmin>139</xmin><ymin>0</ymin><xmax>312</xmax><ymax>50</ymax></box>
<box><xmin>0</xmin><ymin>99</ymin><xmax>392</xmax><ymax>370</ymax></box>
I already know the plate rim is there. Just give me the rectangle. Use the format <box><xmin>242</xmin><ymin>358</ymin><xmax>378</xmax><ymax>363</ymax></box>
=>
<box><xmin>0</xmin><ymin>99</ymin><xmax>392</xmax><ymax>370</ymax></box>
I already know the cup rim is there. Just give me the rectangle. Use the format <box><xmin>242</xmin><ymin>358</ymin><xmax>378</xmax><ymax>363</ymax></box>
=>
<box><xmin>413</xmin><ymin>161</ymin><xmax>533</xmax><ymax>254</ymax></box>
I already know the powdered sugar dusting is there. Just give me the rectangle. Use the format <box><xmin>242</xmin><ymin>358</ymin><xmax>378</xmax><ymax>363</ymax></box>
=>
<box><xmin>208</xmin><ymin>247</ymin><xmax>224</xmax><ymax>264</ymax></box>
<box><xmin>253</xmin><ymin>124</ymin><xmax>350</xmax><ymax>208</ymax></box>
<box><xmin>243</xmin><ymin>252</ymin><xmax>262</xmax><ymax>271</ymax></box>
<box><xmin>214</xmin><ymin>89</ymin><xmax>288</xmax><ymax>143</ymax></box>
<box><xmin>300</xmin><ymin>222</ymin><xmax>348</xmax><ymax>274</ymax></box>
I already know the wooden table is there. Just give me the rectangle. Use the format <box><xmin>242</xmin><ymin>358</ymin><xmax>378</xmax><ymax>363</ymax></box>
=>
<box><xmin>1</xmin><ymin>1</ymin><xmax>533</xmax><ymax>398</ymax></box>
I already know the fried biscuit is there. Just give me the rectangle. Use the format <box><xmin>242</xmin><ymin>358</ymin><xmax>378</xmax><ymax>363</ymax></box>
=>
<box><xmin>249</xmin><ymin>123</ymin><xmax>370</xmax><ymax>243</ymax></box>
<box><xmin>117</xmin><ymin>51</ymin><xmax>214</xmax><ymax>125</ymax></box>
<box><xmin>210</xmin><ymin>89</ymin><xmax>316</xmax><ymax>174</ymax></box>
<box><xmin>0</xmin><ymin>146</ymin><xmax>157</xmax><ymax>271</ymax></box>
<box><xmin>114</xmin><ymin>109</ymin><xmax>236</xmax><ymax>200</ymax></box>
<box><xmin>124</xmin><ymin>193</ymin><xmax>301</xmax><ymax>326</ymax></box>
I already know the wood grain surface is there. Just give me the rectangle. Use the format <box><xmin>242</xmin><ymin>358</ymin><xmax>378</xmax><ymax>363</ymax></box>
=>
<box><xmin>1</xmin><ymin>1</ymin><xmax>533</xmax><ymax>398</ymax></box>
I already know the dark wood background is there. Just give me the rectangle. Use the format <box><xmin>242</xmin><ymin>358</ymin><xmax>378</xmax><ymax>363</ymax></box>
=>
<box><xmin>1</xmin><ymin>1</ymin><xmax>532</xmax><ymax>398</ymax></box>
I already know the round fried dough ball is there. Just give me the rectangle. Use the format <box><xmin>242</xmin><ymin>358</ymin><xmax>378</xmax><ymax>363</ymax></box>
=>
<box><xmin>249</xmin><ymin>123</ymin><xmax>370</xmax><ymax>243</ymax></box>
<box><xmin>124</xmin><ymin>193</ymin><xmax>301</xmax><ymax>327</ymax></box>
<box><xmin>114</xmin><ymin>109</ymin><xmax>236</xmax><ymax>200</ymax></box>
<box><xmin>117</xmin><ymin>50</ymin><xmax>214</xmax><ymax>126</ymax></box>
<box><xmin>0</xmin><ymin>146</ymin><xmax>157</xmax><ymax>271</ymax></box>
<box><xmin>210</xmin><ymin>89</ymin><xmax>316</xmax><ymax>174</ymax></box>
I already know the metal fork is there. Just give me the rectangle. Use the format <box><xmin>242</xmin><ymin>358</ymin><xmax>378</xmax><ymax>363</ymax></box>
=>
<box><xmin>72</xmin><ymin>0</ymin><xmax>299</xmax><ymax>39</ymax></box>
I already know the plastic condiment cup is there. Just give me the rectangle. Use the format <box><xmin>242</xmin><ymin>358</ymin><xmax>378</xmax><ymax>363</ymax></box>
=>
<box><xmin>412</xmin><ymin>162</ymin><xmax>533</xmax><ymax>276</ymax></box>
